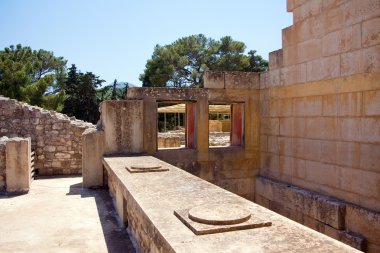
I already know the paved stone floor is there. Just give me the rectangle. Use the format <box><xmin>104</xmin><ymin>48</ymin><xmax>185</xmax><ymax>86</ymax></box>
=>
<box><xmin>0</xmin><ymin>176</ymin><xmax>136</xmax><ymax>253</ymax></box>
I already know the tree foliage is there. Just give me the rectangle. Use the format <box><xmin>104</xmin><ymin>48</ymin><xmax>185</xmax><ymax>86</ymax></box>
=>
<box><xmin>62</xmin><ymin>64</ymin><xmax>104</xmax><ymax>123</ymax></box>
<box><xmin>96</xmin><ymin>79</ymin><xmax>128</xmax><ymax>101</ymax></box>
<box><xmin>140</xmin><ymin>34</ymin><xmax>268</xmax><ymax>88</ymax></box>
<box><xmin>0</xmin><ymin>44</ymin><xmax>67</xmax><ymax>110</ymax></box>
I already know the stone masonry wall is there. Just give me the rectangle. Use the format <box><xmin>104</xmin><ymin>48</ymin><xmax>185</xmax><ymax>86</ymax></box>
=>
<box><xmin>258</xmin><ymin>0</ymin><xmax>380</xmax><ymax>251</ymax></box>
<box><xmin>0</xmin><ymin>96</ymin><xmax>95</xmax><ymax>175</ymax></box>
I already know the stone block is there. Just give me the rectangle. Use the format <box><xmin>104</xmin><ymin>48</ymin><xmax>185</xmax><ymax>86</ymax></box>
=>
<box><xmin>269</xmin><ymin>49</ymin><xmax>283</xmax><ymax>70</ymax></box>
<box><xmin>340</xmin><ymin>167</ymin><xmax>380</xmax><ymax>198</ymax></box>
<box><xmin>364</xmin><ymin>90</ymin><xmax>380</xmax><ymax>116</ymax></box>
<box><xmin>293</xmin><ymin>158</ymin><xmax>307</xmax><ymax>179</ymax></box>
<box><xmin>282</xmin><ymin>46</ymin><xmax>296</xmax><ymax>66</ymax></box>
<box><xmin>259</xmin><ymin>72</ymin><xmax>269</xmax><ymax>89</ymax></box>
<box><xmin>279</xmin><ymin>155</ymin><xmax>294</xmax><ymax>180</ymax></box>
<box><xmin>336</xmin><ymin>141</ymin><xmax>360</xmax><ymax>168</ymax></box>
<box><xmin>293</xmin><ymin>0</ymin><xmax>322</xmax><ymax>23</ymax></box>
<box><xmin>82</xmin><ymin>129</ymin><xmax>105</xmax><ymax>188</ymax></box>
<box><xmin>306</xmin><ymin>117</ymin><xmax>340</xmax><ymax>140</ymax></box>
<box><xmin>224</xmin><ymin>72</ymin><xmax>260</xmax><ymax>89</ymax></box>
<box><xmin>284</xmin><ymin>16</ymin><xmax>323</xmax><ymax>47</ymax></box>
<box><xmin>322</xmin><ymin>94</ymin><xmax>338</xmax><ymax>116</ymax></box>
<box><xmin>360</xmin><ymin>117</ymin><xmax>380</xmax><ymax>143</ymax></box>
<box><xmin>339</xmin><ymin>92</ymin><xmax>362</xmax><ymax>116</ymax></box>
<box><xmin>256</xmin><ymin>176</ymin><xmax>346</xmax><ymax>229</ymax></box>
<box><xmin>269</xmin><ymin>98</ymin><xmax>293</xmax><ymax>117</ymax></box>
<box><xmin>5</xmin><ymin>137</ymin><xmax>31</xmax><ymax>193</ymax></box>
<box><xmin>294</xmin><ymin>138</ymin><xmax>321</xmax><ymax>160</ymax></box>
<box><xmin>282</xmin><ymin>26</ymin><xmax>295</xmax><ymax>47</ymax></box>
<box><xmin>322</xmin><ymin>24</ymin><xmax>361</xmax><ymax>57</ymax></box>
<box><xmin>360</xmin><ymin>44</ymin><xmax>380</xmax><ymax>73</ymax></box>
<box><xmin>340</xmin><ymin>118</ymin><xmax>361</xmax><ymax>142</ymax></box>
<box><xmin>278</xmin><ymin>137</ymin><xmax>294</xmax><ymax>156</ymax></box>
<box><xmin>345</xmin><ymin>0</ymin><xmax>380</xmax><ymax>26</ymax></box>
<box><xmin>305</xmin><ymin>160</ymin><xmax>340</xmax><ymax>188</ymax></box>
<box><xmin>260</xmin><ymin>152</ymin><xmax>280</xmax><ymax>177</ymax></box>
<box><xmin>268</xmin><ymin>69</ymin><xmax>281</xmax><ymax>87</ymax></box>
<box><xmin>115</xmin><ymin>186</ymin><xmax>128</xmax><ymax>226</ymax></box>
<box><xmin>345</xmin><ymin>204</ymin><xmax>380</xmax><ymax>245</ymax></box>
<box><xmin>280</xmin><ymin>63</ymin><xmax>307</xmax><ymax>86</ymax></box>
<box><xmin>320</xmin><ymin>140</ymin><xmax>338</xmax><ymax>164</ymax></box>
<box><xmin>362</xmin><ymin>17</ymin><xmax>380</xmax><ymax>47</ymax></box>
<box><xmin>267</xmin><ymin>136</ymin><xmax>279</xmax><ymax>154</ymax></box>
<box><xmin>359</xmin><ymin>143</ymin><xmax>380</xmax><ymax>172</ymax></box>
<box><xmin>322</xmin><ymin>0</ymin><xmax>349</xmax><ymax>10</ymax></box>
<box><xmin>298</xmin><ymin>39</ymin><xmax>322</xmax><ymax>64</ymax></box>
<box><xmin>280</xmin><ymin>117</ymin><xmax>306</xmax><ymax>138</ymax></box>
<box><xmin>203</xmin><ymin>71</ymin><xmax>224</xmax><ymax>89</ymax></box>
<box><xmin>293</xmin><ymin>96</ymin><xmax>323</xmax><ymax>116</ymax></box>
<box><xmin>306</xmin><ymin>55</ymin><xmax>340</xmax><ymax>82</ymax></box>
<box><xmin>260</xmin><ymin>118</ymin><xmax>279</xmax><ymax>135</ymax></box>
<box><xmin>102</xmin><ymin>100</ymin><xmax>144</xmax><ymax>154</ymax></box>
<box><xmin>321</xmin><ymin>4</ymin><xmax>345</xmax><ymax>35</ymax></box>
<box><xmin>254</xmin><ymin>194</ymin><xmax>270</xmax><ymax>208</ymax></box>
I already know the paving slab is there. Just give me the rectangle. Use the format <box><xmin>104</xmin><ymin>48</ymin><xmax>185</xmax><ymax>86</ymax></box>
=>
<box><xmin>0</xmin><ymin>176</ymin><xmax>136</xmax><ymax>253</ymax></box>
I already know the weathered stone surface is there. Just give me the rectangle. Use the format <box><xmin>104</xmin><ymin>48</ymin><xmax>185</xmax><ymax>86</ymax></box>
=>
<box><xmin>100</xmin><ymin>100</ymin><xmax>143</xmax><ymax>154</ymax></box>
<box><xmin>5</xmin><ymin>137</ymin><xmax>31</xmax><ymax>193</ymax></box>
<box><xmin>104</xmin><ymin>156</ymin><xmax>359</xmax><ymax>253</ymax></box>
<box><xmin>345</xmin><ymin>204</ymin><xmax>380</xmax><ymax>247</ymax></box>
<box><xmin>256</xmin><ymin>176</ymin><xmax>346</xmax><ymax>229</ymax></box>
<box><xmin>224</xmin><ymin>72</ymin><xmax>260</xmax><ymax>89</ymax></box>
<box><xmin>0</xmin><ymin>96</ymin><xmax>94</xmax><ymax>175</ymax></box>
<box><xmin>82</xmin><ymin>128</ymin><xmax>105</xmax><ymax>188</ymax></box>
<box><xmin>204</xmin><ymin>71</ymin><xmax>225</xmax><ymax>89</ymax></box>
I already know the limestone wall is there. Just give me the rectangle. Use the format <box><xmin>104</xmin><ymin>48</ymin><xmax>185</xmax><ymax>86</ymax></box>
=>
<box><xmin>257</xmin><ymin>0</ymin><xmax>380</xmax><ymax>251</ymax></box>
<box><xmin>0</xmin><ymin>96</ymin><xmax>95</xmax><ymax>175</ymax></box>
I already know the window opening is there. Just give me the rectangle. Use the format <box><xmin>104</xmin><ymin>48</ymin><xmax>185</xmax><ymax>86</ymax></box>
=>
<box><xmin>208</xmin><ymin>103</ymin><xmax>244</xmax><ymax>147</ymax></box>
<box><xmin>157</xmin><ymin>102</ymin><xmax>195</xmax><ymax>149</ymax></box>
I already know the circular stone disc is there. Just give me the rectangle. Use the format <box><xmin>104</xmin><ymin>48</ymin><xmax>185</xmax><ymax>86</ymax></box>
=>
<box><xmin>130</xmin><ymin>163</ymin><xmax>162</xmax><ymax>170</ymax></box>
<box><xmin>188</xmin><ymin>203</ymin><xmax>251</xmax><ymax>225</ymax></box>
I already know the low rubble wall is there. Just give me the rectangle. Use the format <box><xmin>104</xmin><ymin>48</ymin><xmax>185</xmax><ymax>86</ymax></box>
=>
<box><xmin>0</xmin><ymin>96</ymin><xmax>94</xmax><ymax>175</ymax></box>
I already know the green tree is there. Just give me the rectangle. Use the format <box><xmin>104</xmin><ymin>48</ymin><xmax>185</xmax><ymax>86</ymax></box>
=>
<box><xmin>0</xmin><ymin>44</ymin><xmax>67</xmax><ymax>110</ymax></box>
<box><xmin>62</xmin><ymin>64</ymin><xmax>104</xmax><ymax>123</ymax></box>
<box><xmin>140</xmin><ymin>34</ymin><xmax>268</xmax><ymax>88</ymax></box>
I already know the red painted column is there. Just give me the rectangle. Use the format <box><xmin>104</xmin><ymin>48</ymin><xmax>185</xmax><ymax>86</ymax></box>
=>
<box><xmin>186</xmin><ymin>103</ymin><xmax>196</xmax><ymax>148</ymax></box>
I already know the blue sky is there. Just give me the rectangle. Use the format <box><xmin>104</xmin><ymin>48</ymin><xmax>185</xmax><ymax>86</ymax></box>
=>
<box><xmin>0</xmin><ymin>0</ymin><xmax>292</xmax><ymax>86</ymax></box>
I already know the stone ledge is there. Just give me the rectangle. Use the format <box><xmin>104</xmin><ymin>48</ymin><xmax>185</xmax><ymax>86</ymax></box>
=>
<box><xmin>255</xmin><ymin>176</ymin><xmax>380</xmax><ymax>252</ymax></box>
<box><xmin>103</xmin><ymin>156</ymin><xmax>360</xmax><ymax>253</ymax></box>
<box><xmin>255</xmin><ymin>176</ymin><xmax>345</xmax><ymax>229</ymax></box>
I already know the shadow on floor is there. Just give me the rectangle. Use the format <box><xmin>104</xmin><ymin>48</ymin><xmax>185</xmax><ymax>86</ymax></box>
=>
<box><xmin>68</xmin><ymin>182</ymin><xmax>137</xmax><ymax>253</ymax></box>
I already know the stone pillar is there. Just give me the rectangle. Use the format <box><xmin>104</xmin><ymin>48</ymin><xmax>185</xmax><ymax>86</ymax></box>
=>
<box><xmin>82</xmin><ymin>128</ymin><xmax>105</xmax><ymax>188</ymax></box>
<box><xmin>6</xmin><ymin>137</ymin><xmax>31</xmax><ymax>193</ymax></box>
<box><xmin>101</xmin><ymin>100</ymin><xmax>144</xmax><ymax>154</ymax></box>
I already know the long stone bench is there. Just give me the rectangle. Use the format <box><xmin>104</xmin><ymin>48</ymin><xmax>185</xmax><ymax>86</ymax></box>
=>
<box><xmin>103</xmin><ymin>155</ymin><xmax>360</xmax><ymax>253</ymax></box>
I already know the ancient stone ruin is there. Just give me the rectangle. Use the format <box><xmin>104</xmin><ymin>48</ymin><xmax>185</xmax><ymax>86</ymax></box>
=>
<box><xmin>1</xmin><ymin>0</ymin><xmax>379</xmax><ymax>252</ymax></box>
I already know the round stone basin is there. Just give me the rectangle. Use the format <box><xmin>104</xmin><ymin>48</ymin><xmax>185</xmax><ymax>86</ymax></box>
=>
<box><xmin>130</xmin><ymin>163</ymin><xmax>162</xmax><ymax>171</ymax></box>
<box><xmin>188</xmin><ymin>203</ymin><xmax>251</xmax><ymax>225</ymax></box>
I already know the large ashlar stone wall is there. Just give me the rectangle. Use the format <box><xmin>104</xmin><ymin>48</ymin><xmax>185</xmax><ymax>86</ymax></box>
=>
<box><xmin>257</xmin><ymin>0</ymin><xmax>380</xmax><ymax>251</ymax></box>
<box><xmin>0</xmin><ymin>96</ymin><xmax>94</xmax><ymax>175</ymax></box>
